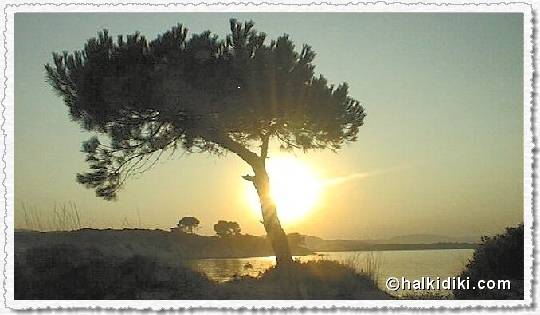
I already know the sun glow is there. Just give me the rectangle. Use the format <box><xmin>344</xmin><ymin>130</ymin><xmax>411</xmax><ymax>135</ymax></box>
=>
<box><xmin>246</xmin><ymin>157</ymin><xmax>322</xmax><ymax>224</ymax></box>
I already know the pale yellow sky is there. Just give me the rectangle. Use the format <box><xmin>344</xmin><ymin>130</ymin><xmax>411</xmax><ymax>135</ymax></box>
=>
<box><xmin>14</xmin><ymin>13</ymin><xmax>524</xmax><ymax>239</ymax></box>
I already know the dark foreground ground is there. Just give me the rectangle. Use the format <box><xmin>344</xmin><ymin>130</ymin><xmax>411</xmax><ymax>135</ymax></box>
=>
<box><xmin>14</xmin><ymin>226</ymin><xmax>523</xmax><ymax>300</ymax></box>
<box><xmin>15</xmin><ymin>244</ymin><xmax>390</xmax><ymax>300</ymax></box>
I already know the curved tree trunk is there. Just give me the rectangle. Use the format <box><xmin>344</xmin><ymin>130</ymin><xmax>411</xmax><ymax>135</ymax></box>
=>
<box><xmin>213</xmin><ymin>133</ymin><xmax>299</xmax><ymax>295</ymax></box>
<box><xmin>212</xmin><ymin>132</ymin><xmax>293</xmax><ymax>268</ymax></box>
<box><xmin>251</xmin><ymin>165</ymin><xmax>293</xmax><ymax>268</ymax></box>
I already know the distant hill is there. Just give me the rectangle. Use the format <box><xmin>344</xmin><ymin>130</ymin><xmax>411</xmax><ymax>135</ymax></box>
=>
<box><xmin>369</xmin><ymin>234</ymin><xmax>480</xmax><ymax>244</ymax></box>
<box><xmin>378</xmin><ymin>234</ymin><xmax>480</xmax><ymax>244</ymax></box>
<box><xmin>303</xmin><ymin>236</ymin><xmax>370</xmax><ymax>252</ymax></box>
<box><xmin>302</xmin><ymin>234</ymin><xmax>478</xmax><ymax>252</ymax></box>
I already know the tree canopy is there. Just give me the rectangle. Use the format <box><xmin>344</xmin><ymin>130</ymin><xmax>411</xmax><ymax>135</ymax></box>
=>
<box><xmin>177</xmin><ymin>216</ymin><xmax>200</xmax><ymax>233</ymax></box>
<box><xmin>214</xmin><ymin>220</ymin><xmax>241</xmax><ymax>237</ymax></box>
<box><xmin>45</xmin><ymin>19</ymin><xmax>366</xmax><ymax>200</ymax></box>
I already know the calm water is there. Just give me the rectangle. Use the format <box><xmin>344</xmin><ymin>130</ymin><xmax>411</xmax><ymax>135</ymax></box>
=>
<box><xmin>188</xmin><ymin>249</ymin><xmax>474</xmax><ymax>296</ymax></box>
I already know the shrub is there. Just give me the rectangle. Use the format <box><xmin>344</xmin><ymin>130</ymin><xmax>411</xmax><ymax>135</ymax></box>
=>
<box><xmin>453</xmin><ymin>224</ymin><xmax>524</xmax><ymax>299</ymax></box>
<box><xmin>220</xmin><ymin>260</ymin><xmax>391</xmax><ymax>299</ymax></box>
<box><xmin>15</xmin><ymin>245</ymin><xmax>215</xmax><ymax>299</ymax></box>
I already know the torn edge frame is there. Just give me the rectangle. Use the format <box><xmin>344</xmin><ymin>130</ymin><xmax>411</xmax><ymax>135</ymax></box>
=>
<box><xmin>0</xmin><ymin>0</ymin><xmax>535</xmax><ymax>311</ymax></box>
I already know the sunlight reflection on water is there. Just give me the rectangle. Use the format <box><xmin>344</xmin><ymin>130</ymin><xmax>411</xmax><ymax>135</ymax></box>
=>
<box><xmin>187</xmin><ymin>249</ymin><xmax>474</xmax><ymax>296</ymax></box>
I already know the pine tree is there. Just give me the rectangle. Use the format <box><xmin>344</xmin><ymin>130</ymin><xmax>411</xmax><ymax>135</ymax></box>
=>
<box><xmin>45</xmin><ymin>19</ymin><xmax>366</xmax><ymax>267</ymax></box>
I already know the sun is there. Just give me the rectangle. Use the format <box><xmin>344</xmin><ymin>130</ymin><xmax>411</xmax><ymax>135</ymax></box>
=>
<box><xmin>246</xmin><ymin>157</ymin><xmax>322</xmax><ymax>224</ymax></box>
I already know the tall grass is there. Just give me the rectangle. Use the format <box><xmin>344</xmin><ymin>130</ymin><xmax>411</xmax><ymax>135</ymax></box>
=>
<box><xmin>19</xmin><ymin>201</ymin><xmax>83</xmax><ymax>231</ymax></box>
<box><xmin>343</xmin><ymin>251</ymin><xmax>384</xmax><ymax>287</ymax></box>
<box><xmin>17</xmin><ymin>201</ymin><xmax>147</xmax><ymax>231</ymax></box>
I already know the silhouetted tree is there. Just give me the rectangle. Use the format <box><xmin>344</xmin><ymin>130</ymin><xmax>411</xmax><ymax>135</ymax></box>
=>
<box><xmin>177</xmin><ymin>216</ymin><xmax>200</xmax><ymax>234</ymax></box>
<box><xmin>214</xmin><ymin>220</ymin><xmax>241</xmax><ymax>237</ymax></box>
<box><xmin>45</xmin><ymin>19</ymin><xmax>365</xmax><ymax>268</ymax></box>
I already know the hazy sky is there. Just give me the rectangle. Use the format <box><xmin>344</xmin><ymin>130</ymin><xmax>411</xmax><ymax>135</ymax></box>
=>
<box><xmin>14</xmin><ymin>13</ymin><xmax>524</xmax><ymax>239</ymax></box>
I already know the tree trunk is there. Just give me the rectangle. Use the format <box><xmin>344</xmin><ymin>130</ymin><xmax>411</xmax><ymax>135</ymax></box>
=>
<box><xmin>250</xmin><ymin>165</ymin><xmax>293</xmax><ymax>268</ymax></box>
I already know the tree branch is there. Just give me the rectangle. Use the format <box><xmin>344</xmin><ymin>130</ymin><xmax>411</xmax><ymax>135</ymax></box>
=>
<box><xmin>206</xmin><ymin>130</ymin><xmax>260</xmax><ymax>167</ymax></box>
<box><xmin>242</xmin><ymin>174</ymin><xmax>255</xmax><ymax>182</ymax></box>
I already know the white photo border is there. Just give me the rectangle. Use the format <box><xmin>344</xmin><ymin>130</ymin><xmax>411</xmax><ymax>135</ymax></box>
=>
<box><xmin>0</xmin><ymin>0</ymin><xmax>535</xmax><ymax>310</ymax></box>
